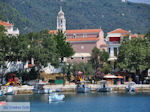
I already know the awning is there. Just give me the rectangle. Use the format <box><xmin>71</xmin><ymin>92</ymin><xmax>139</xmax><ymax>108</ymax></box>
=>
<box><xmin>104</xmin><ymin>74</ymin><xmax>117</xmax><ymax>78</ymax></box>
<box><xmin>117</xmin><ymin>76</ymin><xmax>124</xmax><ymax>79</ymax></box>
<box><xmin>72</xmin><ymin>53</ymin><xmax>91</xmax><ymax>58</ymax></box>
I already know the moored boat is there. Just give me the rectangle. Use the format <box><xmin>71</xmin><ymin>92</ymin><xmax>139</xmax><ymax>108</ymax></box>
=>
<box><xmin>33</xmin><ymin>84</ymin><xmax>52</xmax><ymax>94</ymax></box>
<box><xmin>4</xmin><ymin>86</ymin><xmax>15</xmax><ymax>95</ymax></box>
<box><xmin>126</xmin><ymin>82</ymin><xmax>136</xmax><ymax>93</ymax></box>
<box><xmin>76</xmin><ymin>84</ymin><xmax>91</xmax><ymax>93</ymax></box>
<box><xmin>0</xmin><ymin>90</ymin><xmax>3</xmax><ymax>96</ymax></box>
<box><xmin>97</xmin><ymin>80</ymin><xmax>111</xmax><ymax>92</ymax></box>
<box><xmin>49</xmin><ymin>93</ymin><xmax>65</xmax><ymax>102</ymax></box>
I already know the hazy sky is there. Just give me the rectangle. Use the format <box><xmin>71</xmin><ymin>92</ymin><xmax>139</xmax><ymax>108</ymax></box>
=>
<box><xmin>129</xmin><ymin>0</ymin><xmax>150</xmax><ymax>4</ymax></box>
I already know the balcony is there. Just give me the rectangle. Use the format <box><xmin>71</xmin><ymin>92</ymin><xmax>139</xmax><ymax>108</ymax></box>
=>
<box><xmin>107</xmin><ymin>41</ymin><xmax>121</xmax><ymax>45</ymax></box>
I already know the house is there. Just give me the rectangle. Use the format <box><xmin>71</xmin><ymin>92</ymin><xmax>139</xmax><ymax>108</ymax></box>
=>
<box><xmin>106</xmin><ymin>28</ymin><xmax>130</xmax><ymax>61</ymax></box>
<box><xmin>0</xmin><ymin>20</ymin><xmax>19</xmax><ymax>36</ymax></box>
<box><xmin>106</xmin><ymin>28</ymin><xmax>144</xmax><ymax>61</ymax></box>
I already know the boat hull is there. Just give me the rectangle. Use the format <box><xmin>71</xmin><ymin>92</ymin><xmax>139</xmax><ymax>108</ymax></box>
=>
<box><xmin>4</xmin><ymin>91</ymin><xmax>14</xmax><ymax>95</ymax></box>
<box><xmin>97</xmin><ymin>88</ymin><xmax>111</xmax><ymax>92</ymax></box>
<box><xmin>49</xmin><ymin>94</ymin><xmax>65</xmax><ymax>102</ymax></box>
<box><xmin>76</xmin><ymin>87</ymin><xmax>91</xmax><ymax>93</ymax></box>
<box><xmin>0</xmin><ymin>90</ymin><xmax>3</xmax><ymax>96</ymax></box>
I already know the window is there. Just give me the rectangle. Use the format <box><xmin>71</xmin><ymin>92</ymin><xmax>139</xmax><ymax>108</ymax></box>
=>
<box><xmin>114</xmin><ymin>48</ymin><xmax>118</xmax><ymax>56</ymax></box>
<box><xmin>73</xmin><ymin>34</ymin><xmax>76</xmax><ymax>38</ymax></box>
<box><xmin>108</xmin><ymin>48</ymin><xmax>111</xmax><ymax>53</ymax></box>
<box><xmin>81</xmin><ymin>46</ymin><xmax>84</xmax><ymax>49</ymax></box>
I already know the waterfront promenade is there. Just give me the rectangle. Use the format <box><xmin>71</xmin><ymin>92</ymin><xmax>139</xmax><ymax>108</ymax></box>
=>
<box><xmin>2</xmin><ymin>84</ymin><xmax>150</xmax><ymax>94</ymax></box>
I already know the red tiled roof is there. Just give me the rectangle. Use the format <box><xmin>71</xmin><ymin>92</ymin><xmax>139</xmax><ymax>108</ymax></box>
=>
<box><xmin>0</xmin><ymin>21</ymin><xmax>13</xmax><ymax>26</ymax></box>
<box><xmin>66</xmin><ymin>37</ymin><xmax>99</xmax><ymax>42</ymax></box>
<box><xmin>49</xmin><ymin>30</ymin><xmax>57</xmax><ymax>34</ymax></box>
<box><xmin>108</xmin><ymin>28</ymin><xmax>130</xmax><ymax>34</ymax></box>
<box><xmin>66</xmin><ymin>29</ymin><xmax>101</xmax><ymax>34</ymax></box>
<box><xmin>131</xmin><ymin>34</ymin><xmax>144</xmax><ymax>38</ymax></box>
<box><xmin>49</xmin><ymin>29</ymin><xmax>102</xmax><ymax>34</ymax></box>
<box><xmin>28</xmin><ymin>64</ymin><xmax>34</xmax><ymax>68</ymax></box>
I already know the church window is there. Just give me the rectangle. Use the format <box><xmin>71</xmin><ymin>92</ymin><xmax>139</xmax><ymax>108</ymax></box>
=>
<box><xmin>81</xmin><ymin>46</ymin><xmax>84</xmax><ymax>49</ymax></box>
<box><xmin>73</xmin><ymin>34</ymin><xmax>76</xmax><ymax>38</ymax></box>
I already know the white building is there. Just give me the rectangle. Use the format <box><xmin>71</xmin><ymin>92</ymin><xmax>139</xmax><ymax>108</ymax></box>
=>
<box><xmin>0</xmin><ymin>20</ymin><xmax>19</xmax><ymax>36</ymax></box>
<box><xmin>106</xmin><ymin>28</ymin><xmax>130</xmax><ymax>61</ymax></box>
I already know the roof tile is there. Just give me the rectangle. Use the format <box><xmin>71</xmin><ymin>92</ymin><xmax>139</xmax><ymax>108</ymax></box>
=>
<box><xmin>108</xmin><ymin>28</ymin><xmax>130</xmax><ymax>34</ymax></box>
<box><xmin>0</xmin><ymin>21</ymin><xmax>13</xmax><ymax>26</ymax></box>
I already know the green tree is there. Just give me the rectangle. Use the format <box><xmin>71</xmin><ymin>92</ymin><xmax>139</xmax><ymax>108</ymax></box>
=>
<box><xmin>70</xmin><ymin>62</ymin><xmax>94</xmax><ymax>76</ymax></box>
<box><xmin>89</xmin><ymin>47</ymin><xmax>110</xmax><ymax>74</ymax></box>
<box><xmin>90</xmin><ymin>47</ymin><xmax>101</xmax><ymax>70</ymax></box>
<box><xmin>24</xmin><ymin>30</ymin><xmax>60</xmax><ymax>67</ymax></box>
<box><xmin>0</xmin><ymin>26</ymin><xmax>19</xmax><ymax>83</ymax></box>
<box><xmin>117</xmin><ymin>37</ymin><xmax>150</xmax><ymax>83</ymax></box>
<box><xmin>53</xmin><ymin>30</ymin><xmax>74</xmax><ymax>62</ymax></box>
<box><xmin>145</xmin><ymin>29</ymin><xmax>150</xmax><ymax>40</ymax></box>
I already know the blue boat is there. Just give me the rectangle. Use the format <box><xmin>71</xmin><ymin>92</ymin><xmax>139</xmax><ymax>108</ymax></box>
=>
<box><xmin>76</xmin><ymin>84</ymin><xmax>91</xmax><ymax>93</ymax></box>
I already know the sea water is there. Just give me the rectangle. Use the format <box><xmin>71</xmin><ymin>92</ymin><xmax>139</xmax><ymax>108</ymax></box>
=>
<box><xmin>1</xmin><ymin>92</ymin><xmax>150</xmax><ymax>112</ymax></box>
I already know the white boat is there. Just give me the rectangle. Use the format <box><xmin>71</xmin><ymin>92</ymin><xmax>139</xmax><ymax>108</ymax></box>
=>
<box><xmin>4</xmin><ymin>86</ymin><xmax>15</xmax><ymax>95</ymax></box>
<box><xmin>97</xmin><ymin>80</ymin><xmax>111</xmax><ymax>92</ymax></box>
<box><xmin>126</xmin><ymin>82</ymin><xmax>136</xmax><ymax>93</ymax></box>
<box><xmin>33</xmin><ymin>84</ymin><xmax>52</xmax><ymax>94</ymax></box>
<box><xmin>76</xmin><ymin>84</ymin><xmax>91</xmax><ymax>93</ymax></box>
<box><xmin>0</xmin><ymin>90</ymin><xmax>3</xmax><ymax>96</ymax></box>
<box><xmin>49</xmin><ymin>93</ymin><xmax>65</xmax><ymax>102</ymax></box>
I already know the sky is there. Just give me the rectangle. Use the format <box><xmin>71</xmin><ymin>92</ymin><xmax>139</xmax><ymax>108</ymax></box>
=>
<box><xmin>129</xmin><ymin>0</ymin><xmax>150</xmax><ymax>4</ymax></box>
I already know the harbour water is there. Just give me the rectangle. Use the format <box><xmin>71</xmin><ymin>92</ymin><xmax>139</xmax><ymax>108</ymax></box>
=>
<box><xmin>0</xmin><ymin>92</ymin><xmax>150</xmax><ymax>112</ymax></box>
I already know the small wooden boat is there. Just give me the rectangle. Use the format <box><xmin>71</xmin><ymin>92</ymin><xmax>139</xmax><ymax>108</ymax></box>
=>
<box><xmin>49</xmin><ymin>93</ymin><xmax>65</xmax><ymax>102</ymax></box>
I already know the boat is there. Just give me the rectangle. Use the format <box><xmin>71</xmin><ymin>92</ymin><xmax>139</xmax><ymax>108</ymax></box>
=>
<box><xmin>0</xmin><ymin>90</ymin><xmax>3</xmax><ymax>96</ymax></box>
<box><xmin>4</xmin><ymin>86</ymin><xmax>15</xmax><ymax>95</ymax></box>
<box><xmin>97</xmin><ymin>80</ymin><xmax>111</xmax><ymax>92</ymax></box>
<box><xmin>76</xmin><ymin>84</ymin><xmax>91</xmax><ymax>93</ymax></box>
<box><xmin>126</xmin><ymin>82</ymin><xmax>136</xmax><ymax>93</ymax></box>
<box><xmin>49</xmin><ymin>93</ymin><xmax>65</xmax><ymax>102</ymax></box>
<box><xmin>33</xmin><ymin>84</ymin><xmax>52</xmax><ymax>94</ymax></box>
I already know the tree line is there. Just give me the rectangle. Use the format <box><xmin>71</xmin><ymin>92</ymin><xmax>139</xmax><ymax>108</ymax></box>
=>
<box><xmin>1</xmin><ymin>25</ymin><xmax>150</xmax><ymax>83</ymax></box>
<box><xmin>0</xmin><ymin>26</ymin><xmax>74</xmax><ymax>82</ymax></box>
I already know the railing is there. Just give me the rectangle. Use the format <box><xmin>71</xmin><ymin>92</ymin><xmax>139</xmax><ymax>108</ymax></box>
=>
<box><xmin>107</xmin><ymin>41</ymin><xmax>120</xmax><ymax>45</ymax></box>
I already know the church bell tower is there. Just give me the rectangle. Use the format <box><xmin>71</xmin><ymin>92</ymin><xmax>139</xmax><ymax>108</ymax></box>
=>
<box><xmin>57</xmin><ymin>7</ymin><xmax>66</xmax><ymax>32</ymax></box>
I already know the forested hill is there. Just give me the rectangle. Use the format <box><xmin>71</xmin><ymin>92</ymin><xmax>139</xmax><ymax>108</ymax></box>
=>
<box><xmin>0</xmin><ymin>0</ymin><xmax>150</xmax><ymax>34</ymax></box>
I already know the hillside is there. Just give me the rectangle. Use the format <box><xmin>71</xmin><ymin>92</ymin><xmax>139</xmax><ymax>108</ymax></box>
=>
<box><xmin>0</xmin><ymin>0</ymin><xmax>150</xmax><ymax>33</ymax></box>
<box><xmin>0</xmin><ymin>1</ymin><xmax>35</xmax><ymax>33</ymax></box>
